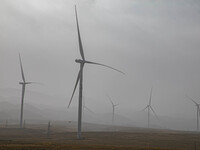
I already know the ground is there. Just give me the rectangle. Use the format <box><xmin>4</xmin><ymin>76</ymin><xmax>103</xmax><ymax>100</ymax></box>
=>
<box><xmin>0</xmin><ymin>123</ymin><xmax>199</xmax><ymax>150</ymax></box>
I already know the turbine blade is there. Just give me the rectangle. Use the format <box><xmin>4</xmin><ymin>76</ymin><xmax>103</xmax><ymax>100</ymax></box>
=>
<box><xmin>198</xmin><ymin>107</ymin><xmax>200</xmax><ymax>117</ymax></box>
<box><xmin>114</xmin><ymin>103</ymin><xmax>119</xmax><ymax>107</ymax></box>
<box><xmin>67</xmin><ymin>70</ymin><xmax>81</xmax><ymax>108</ymax></box>
<box><xmin>186</xmin><ymin>95</ymin><xmax>198</xmax><ymax>105</ymax></box>
<box><xmin>84</xmin><ymin>105</ymin><xmax>94</xmax><ymax>113</ymax></box>
<box><xmin>142</xmin><ymin>106</ymin><xmax>148</xmax><ymax>111</ymax></box>
<box><xmin>198</xmin><ymin>108</ymin><xmax>200</xmax><ymax>118</ymax></box>
<box><xmin>19</xmin><ymin>53</ymin><xmax>25</xmax><ymax>82</ymax></box>
<box><xmin>149</xmin><ymin>87</ymin><xmax>153</xmax><ymax>105</ymax></box>
<box><xmin>26</xmin><ymin>82</ymin><xmax>43</xmax><ymax>85</ymax></box>
<box><xmin>110</xmin><ymin>100</ymin><xmax>114</xmax><ymax>106</ymax></box>
<box><xmin>107</xmin><ymin>95</ymin><xmax>114</xmax><ymax>106</ymax></box>
<box><xmin>85</xmin><ymin>60</ymin><xmax>125</xmax><ymax>75</ymax></box>
<box><xmin>75</xmin><ymin>5</ymin><xmax>85</xmax><ymax>60</ymax></box>
<box><xmin>150</xmin><ymin>106</ymin><xmax>159</xmax><ymax>120</ymax></box>
<box><xmin>21</xmin><ymin>84</ymin><xmax>26</xmax><ymax>103</ymax></box>
<box><xmin>20</xmin><ymin>84</ymin><xmax>26</xmax><ymax>128</ymax></box>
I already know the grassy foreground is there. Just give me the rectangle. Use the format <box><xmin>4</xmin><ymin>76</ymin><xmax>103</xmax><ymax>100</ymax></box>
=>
<box><xmin>0</xmin><ymin>127</ymin><xmax>199</xmax><ymax>150</ymax></box>
<box><xmin>0</xmin><ymin>143</ymin><xmax>185</xmax><ymax>150</ymax></box>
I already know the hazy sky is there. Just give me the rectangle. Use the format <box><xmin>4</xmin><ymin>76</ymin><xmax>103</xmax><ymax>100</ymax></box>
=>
<box><xmin>1</xmin><ymin>0</ymin><xmax>200</xmax><ymax>119</ymax></box>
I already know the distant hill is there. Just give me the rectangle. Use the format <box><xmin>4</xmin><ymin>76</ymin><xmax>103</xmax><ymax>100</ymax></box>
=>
<box><xmin>0</xmin><ymin>88</ymin><xmax>197</xmax><ymax>131</ymax></box>
<box><xmin>0</xmin><ymin>101</ymin><xmax>46</xmax><ymax>122</ymax></box>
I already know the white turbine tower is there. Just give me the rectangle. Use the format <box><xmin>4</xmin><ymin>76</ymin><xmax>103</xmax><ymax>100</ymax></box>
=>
<box><xmin>186</xmin><ymin>95</ymin><xmax>200</xmax><ymax>131</ymax></box>
<box><xmin>19</xmin><ymin>53</ymin><xmax>37</xmax><ymax>128</ymax></box>
<box><xmin>108</xmin><ymin>96</ymin><xmax>119</xmax><ymax>126</ymax></box>
<box><xmin>143</xmin><ymin>88</ymin><xmax>159</xmax><ymax>128</ymax></box>
<box><xmin>67</xmin><ymin>5</ymin><xmax>124</xmax><ymax>140</ymax></box>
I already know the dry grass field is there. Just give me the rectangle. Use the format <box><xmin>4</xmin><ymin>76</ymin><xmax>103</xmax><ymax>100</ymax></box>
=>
<box><xmin>0</xmin><ymin>123</ymin><xmax>199</xmax><ymax>150</ymax></box>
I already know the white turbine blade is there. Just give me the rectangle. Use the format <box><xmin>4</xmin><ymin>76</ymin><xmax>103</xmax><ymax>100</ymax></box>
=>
<box><xmin>198</xmin><ymin>106</ymin><xmax>200</xmax><ymax>117</ymax></box>
<box><xmin>186</xmin><ymin>95</ymin><xmax>198</xmax><ymax>105</ymax></box>
<box><xmin>75</xmin><ymin>5</ymin><xmax>85</xmax><ymax>60</ymax></box>
<box><xmin>20</xmin><ymin>84</ymin><xmax>26</xmax><ymax>128</ymax></box>
<box><xmin>68</xmin><ymin>69</ymin><xmax>81</xmax><ymax>108</ymax></box>
<box><xmin>110</xmin><ymin>100</ymin><xmax>114</xmax><ymax>107</ymax></box>
<box><xmin>21</xmin><ymin>84</ymin><xmax>26</xmax><ymax>102</ymax></box>
<box><xmin>114</xmin><ymin>103</ymin><xmax>119</xmax><ymax>107</ymax></box>
<box><xmin>85</xmin><ymin>60</ymin><xmax>125</xmax><ymax>75</ymax></box>
<box><xmin>84</xmin><ymin>106</ymin><xmax>94</xmax><ymax>113</ymax></box>
<box><xmin>150</xmin><ymin>106</ymin><xmax>159</xmax><ymax>120</ymax></box>
<box><xmin>199</xmin><ymin>105</ymin><xmax>200</xmax><ymax>123</ymax></box>
<box><xmin>149</xmin><ymin>87</ymin><xmax>153</xmax><ymax>105</ymax></box>
<box><xmin>19</xmin><ymin>53</ymin><xmax>25</xmax><ymax>82</ymax></box>
<box><xmin>26</xmin><ymin>82</ymin><xmax>43</xmax><ymax>85</ymax></box>
<box><xmin>142</xmin><ymin>106</ymin><xmax>148</xmax><ymax>111</ymax></box>
<box><xmin>107</xmin><ymin>95</ymin><xmax>114</xmax><ymax>106</ymax></box>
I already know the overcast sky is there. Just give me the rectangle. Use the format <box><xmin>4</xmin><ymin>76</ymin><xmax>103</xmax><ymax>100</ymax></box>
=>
<box><xmin>0</xmin><ymin>0</ymin><xmax>200</xmax><ymax>119</ymax></box>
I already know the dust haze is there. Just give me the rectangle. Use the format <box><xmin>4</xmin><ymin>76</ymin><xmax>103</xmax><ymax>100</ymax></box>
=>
<box><xmin>0</xmin><ymin>0</ymin><xmax>200</xmax><ymax>131</ymax></box>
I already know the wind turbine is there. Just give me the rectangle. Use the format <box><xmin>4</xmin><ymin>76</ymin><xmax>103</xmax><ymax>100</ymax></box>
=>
<box><xmin>19</xmin><ymin>53</ymin><xmax>36</xmax><ymax>128</ymax></box>
<box><xmin>67</xmin><ymin>5</ymin><xmax>124</xmax><ymax>140</ymax></box>
<box><xmin>108</xmin><ymin>96</ymin><xmax>119</xmax><ymax>125</ymax></box>
<box><xmin>82</xmin><ymin>96</ymin><xmax>94</xmax><ymax>121</ymax></box>
<box><xmin>143</xmin><ymin>88</ymin><xmax>159</xmax><ymax>128</ymax></box>
<box><xmin>82</xmin><ymin>97</ymin><xmax>94</xmax><ymax>131</ymax></box>
<box><xmin>186</xmin><ymin>95</ymin><xmax>200</xmax><ymax>131</ymax></box>
<box><xmin>83</xmin><ymin>100</ymin><xmax>94</xmax><ymax>115</ymax></box>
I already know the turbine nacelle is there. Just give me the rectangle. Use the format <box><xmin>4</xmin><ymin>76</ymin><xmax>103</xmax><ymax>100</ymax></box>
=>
<box><xmin>75</xmin><ymin>59</ymin><xmax>85</xmax><ymax>64</ymax></box>
<box><xmin>19</xmin><ymin>82</ymin><xmax>33</xmax><ymax>85</ymax></box>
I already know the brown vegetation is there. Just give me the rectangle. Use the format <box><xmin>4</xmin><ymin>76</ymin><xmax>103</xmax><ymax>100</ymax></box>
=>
<box><xmin>0</xmin><ymin>126</ymin><xmax>199</xmax><ymax>150</ymax></box>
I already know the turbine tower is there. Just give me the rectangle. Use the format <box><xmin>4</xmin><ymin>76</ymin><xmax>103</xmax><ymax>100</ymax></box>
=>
<box><xmin>108</xmin><ymin>96</ymin><xmax>119</xmax><ymax>125</ymax></box>
<box><xmin>19</xmin><ymin>53</ymin><xmax>35</xmax><ymax>128</ymax></box>
<box><xmin>67</xmin><ymin>5</ymin><xmax>124</xmax><ymax>140</ymax></box>
<box><xmin>143</xmin><ymin>88</ymin><xmax>159</xmax><ymax>128</ymax></box>
<box><xmin>186</xmin><ymin>95</ymin><xmax>200</xmax><ymax>131</ymax></box>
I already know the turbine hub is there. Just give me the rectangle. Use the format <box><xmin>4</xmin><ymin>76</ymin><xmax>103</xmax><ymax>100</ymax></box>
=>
<box><xmin>19</xmin><ymin>82</ymin><xmax>24</xmax><ymax>85</ymax></box>
<box><xmin>75</xmin><ymin>59</ymin><xmax>85</xmax><ymax>64</ymax></box>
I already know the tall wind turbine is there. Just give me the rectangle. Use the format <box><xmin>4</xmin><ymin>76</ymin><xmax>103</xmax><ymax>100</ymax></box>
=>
<box><xmin>67</xmin><ymin>5</ymin><xmax>124</xmax><ymax>140</ymax></box>
<box><xmin>143</xmin><ymin>88</ymin><xmax>159</xmax><ymax>128</ymax></box>
<box><xmin>108</xmin><ymin>96</ymin><xmax>119</xmax><ymax>125</ymax></box>
<box><xmin>19</xmin><ymin>53</ymin><xmax>35</xmax><ymax>128</ymax></box>
<box><xmin>186</xmin><ymin>95</ymin><xmax>200</xmax><ymax>131</ymax></box>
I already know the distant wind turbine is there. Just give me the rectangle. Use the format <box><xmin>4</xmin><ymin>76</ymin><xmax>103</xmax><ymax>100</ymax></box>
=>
<box><xmin>143</xmin><ymin>88</ymin><xmax>159</xmax><ymax>128</ymax></box>
<box><xmin>82</xmin><ymin>96</ymin><xmax>94</xmax><ymax>120</ymax></box>
<box><xmin>19</xmin><ymin>53</ymin><xmax>37</xmax><ymax>128</ymax></box>
<box><xmin>67</xmin><ymin>5</ymin><xmax>124</xmax><ymax>140</ymax></box>
<box><xmin>83</xmin><ymin>103</ymin><xmax>94</xmax><ymax>115</ymax></box>
<box><xmin>186</xmin><ymin>95</ymin><xmax>200</xmax><ymax>131</ymax></box>
<box><xmin>108</xmin><ymin>96</ymin><xmax>119</xmax><ymax>125</ymax></box>
<box><xmin>82</xmin><ymin>97</ymin><xmax>94</xmax><ymax>131</ymax></box>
